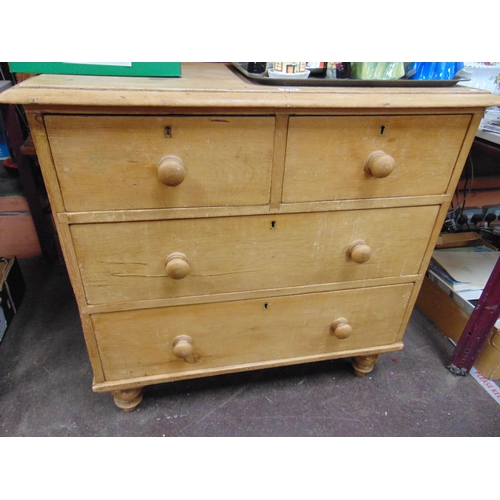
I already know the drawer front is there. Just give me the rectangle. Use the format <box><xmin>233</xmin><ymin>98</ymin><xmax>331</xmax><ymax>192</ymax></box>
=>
<box><xmin>71</xmin><ymin>206</ymin><xmax>438</xmax><ymax>305</ymax></box>
<box><xmin>92</xmin><ymin>283</ymin><xmax>414</xmax><ymax>381</ymax></box>
<box><xmin>282</xmin><ymin>114</ymin><xmax>471</xmax><ymax>203</ymax></box>
<box><xmin>45</xmin><ymin>115</ymin><xmax>275</xmax><ymax>211</ymax></box>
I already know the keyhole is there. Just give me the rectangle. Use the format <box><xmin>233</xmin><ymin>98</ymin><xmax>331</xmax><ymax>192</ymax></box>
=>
<box><xmin>264</xmin><ymin>303</ymin><xmax>270</xmax><ymax>310</ymax></box>
<box><xmin>270</xmin><ymin>221</ymin><xmax>276</xmax><ymax>230</ymax></box>
<box><xmin>380</xmin><ymin>125</ymin><xmax>386</xmax><ymax>135</ymax></box>
<box><xmin>165</xmin><ymin>126</ymin><xmax>172</xmax><ymax>138</ymax></box>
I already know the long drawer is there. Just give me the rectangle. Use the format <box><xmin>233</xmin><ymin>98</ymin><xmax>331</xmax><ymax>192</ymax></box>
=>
<box><xmin>71</xmin><ymin>206</ymin><xmax>439</xmax><ymax>305</ymax></box>
<box><xmin>282</xmin><ymin>114</ymin><xmax>471</xmax><ymax>202</ymax></box>
<box><xmin>92</xmin><ymin>283</ymin><xmax>414</xmax><ymax>381</ymax></box>
<box><xmin>45</xmin><ymin>115</ymin><xmax>275</xmax><ymax>211</ymax></box>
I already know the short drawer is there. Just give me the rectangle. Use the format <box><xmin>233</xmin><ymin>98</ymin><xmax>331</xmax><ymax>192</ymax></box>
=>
<box><xmin>45</xmin><ymin>115</ymin><xmax>275</xmax><ymax>211</ymax></box>
<box><xmin>92</xmin><ymin>283</ymin><xmax>414</xmax><ymax>381</ymax></box>
<box><xmin>282</xmin><ymin>114</ymin><xmax>471</xmax><ymax>203</ymax></box>
<box><xmin>71</xmin><ymin>206</ymin><xmax>439</xmax><ymax>305</ymax></box>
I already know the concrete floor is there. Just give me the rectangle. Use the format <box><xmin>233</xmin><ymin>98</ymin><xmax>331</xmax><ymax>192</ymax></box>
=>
<box><xmin>0</xmin><ymin>256</ymin><xmax>499</xmax><ymax>437</ymax></box>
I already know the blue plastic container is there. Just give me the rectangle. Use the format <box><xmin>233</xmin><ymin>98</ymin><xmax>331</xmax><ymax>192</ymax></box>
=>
<box><xmin>0</xmin><ymin>120</ymin><xmax>10</xmax><ymax>160</ymax></box>
<box><xmin>409</xmin><ymin>62</ymin><xmax>464</xmax><ymax>80</ymax></box>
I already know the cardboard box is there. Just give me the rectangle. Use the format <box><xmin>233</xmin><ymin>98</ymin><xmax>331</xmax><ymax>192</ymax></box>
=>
<box><xmin>0</xmin><ymin>256</ymin><xmax>25</xmax><ymax>341</ymax></box>
<box><xmin>435</xmin><ymin>231</ymin><xmax>497</xmax><ymax>250</ymax></box>
<box><xmin>416</xmin><ymin>275</ymin><xmax>500</xmax><ymax>380</ymax></box>
<box><xmin>8</xmin><ymin>62</ymin><xmax>181</xmax><ymax>77</ymax></box>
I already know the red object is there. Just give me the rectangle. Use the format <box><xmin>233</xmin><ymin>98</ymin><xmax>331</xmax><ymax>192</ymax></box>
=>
<box><xmin>3</xmin><ymin>157</ymin><xmax>18</xmax><ymax>169</ymax></box>
<box><xmin>448</xmin><ymin>255</ymin><xmax>500</xmax><ymax>375</ymax></box>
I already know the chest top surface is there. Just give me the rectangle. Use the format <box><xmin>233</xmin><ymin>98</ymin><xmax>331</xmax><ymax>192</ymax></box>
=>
<box><xmin>1</xmin><ymin>63</ymin><xmax>500</xmax><ymax>111</ymax></box>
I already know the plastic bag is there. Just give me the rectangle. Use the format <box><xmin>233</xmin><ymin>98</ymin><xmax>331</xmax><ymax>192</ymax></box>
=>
<box><xmin>351</xmin><ymin>62</ymin><xmax>405</xmax><ymax>80</ymax></box>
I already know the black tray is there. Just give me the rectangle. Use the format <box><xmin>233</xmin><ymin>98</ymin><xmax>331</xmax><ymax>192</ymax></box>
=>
<box><xmin>232</xmin><ymin>63</ymin><xmax>468</xmax><ymax>88</ymax></box>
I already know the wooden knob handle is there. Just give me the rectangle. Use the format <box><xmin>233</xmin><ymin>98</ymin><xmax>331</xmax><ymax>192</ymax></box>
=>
<box><xmin>330</xmin><ymin>318</ymin><xmax>352</xmax><ymax>339</ymax></box>
<box><xmin>365</xmin><ymin>150</ymin><xmax>395</xmax><ymax>178</ymax></box>
<box><xmin>172</xmin><ymin>335</ymin><xmax>193</xmax><ymax>359</ymax></box>
<box><xmin>157</xmin><ymin>155</ymin><xmax>185</xmax><ymax>186</ymax></box>
<box><xmin>347</xmin><ymin>240</ymin><xmax>372</xmax><ymax>264</ymax></box>
<box><xmin>166</xmin><ymin>252</ymin><xmax>190</xmax><ymax>279</ymax></box>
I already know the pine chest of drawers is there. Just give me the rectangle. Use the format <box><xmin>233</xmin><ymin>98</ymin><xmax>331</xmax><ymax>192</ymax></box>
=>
<box><xmin>3</xmin><ymin>63</ymin><xmax>499</xmax><ymax>411</ymax></box>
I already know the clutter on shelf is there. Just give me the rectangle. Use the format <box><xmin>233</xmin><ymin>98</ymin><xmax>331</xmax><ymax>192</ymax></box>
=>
<box><xmin>237</xmin><ymin>62</ymin><xmax>500</xmax><ymax>88</ymax></box>
<box><xmin>234</xmin><ymin>62</ymin><xmax>500</xmax><ymax>88</ymax></box>
<box><xmin>479</xmin><ymin>106</ymin><xmax>500</xmax><ymax>134</ymax></box>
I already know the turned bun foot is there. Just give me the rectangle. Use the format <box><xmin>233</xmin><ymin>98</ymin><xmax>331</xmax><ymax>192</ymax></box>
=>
<box><xmin>352</xmin><ymin>355</ymin><xmax>379</xmax><ymax>377</ymax></box>
<box><xmin>111</xmin><ymin>388</ymin><xmax>143</xmax><ymax>412</ymax></box>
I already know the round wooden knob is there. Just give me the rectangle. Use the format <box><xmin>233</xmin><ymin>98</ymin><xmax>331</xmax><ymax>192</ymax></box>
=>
<box><xmin>365</xmin><ymin>150</ymin><xmax>395</xmax><ymax>178</ymax></box>
<box><xmin>347</xmin><ymin>240</ymin><xmax>372</xmax><ymax>264</ymax></box>
<box><xmin>330</xmin><ymin>318</ymin><xmax>352</xmax><ymax>339</ymax></box>
<box><xmin>157</xmin><ymin>155</ymin><xmax>185</xmax><ymax>186</ymax></box>
<box><xmin>172</xmin><ymin>335</ymin><xmax>193</xmax><ymax>359</ymax></box>
<box><xmin>165</xmin><ymin>252</ymin><xmax>190</xmax><ymax>279</ymax></box>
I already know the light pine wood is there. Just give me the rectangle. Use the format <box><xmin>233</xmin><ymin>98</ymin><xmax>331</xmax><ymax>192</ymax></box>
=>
<box><xmin>270</xmin><ymin>114</ymin><xmax>288</xmax><ymax>209</ymax></box>
<box><xmin>91</xmin><ymin>284</ymin><xmax>413</xmax><ymax>381</ymax></box>
<box><xmin>59</xmin><ymin>194</ymin><xmax>450</xmax><ymax>225</ymax></box>
<box><xmin>70</xmin><ymin>206</ymin><xmax>439</xmax><ymax>305</ymax></box>
<box><xmin>330</xmin><ymin>318</ymin><xmax>353</xmax><ymax>339</ymax></box>
<box><xmin>111</xmin><ymin>388</ymin><xmax>143</xmax><ymax>412</ymax></box>
<box><xmin>2</xmin><ymin>64</ymin><xmax>500</xmax><ymax>109</ymax></box>
<box><xmin>172</xmin><ymin>335</ymin><xmax>195</xmax><ymax>362</ymax></box>
<box><xmin>44</xmin><ymin>115</ymin><xmax>275</xmax><ymax>211</ymax></box>
<box><xmin>277</xmin><ymin>194</ymin><xmax>451</xmax><ymax>215</ymax></box>
<box><xmin>165</xmin><ymin>253</ymin><xmax>190</xmax><ymax>280</ymax></box>
<box><xmin>157</xmin><ymin>155</ymin><xmax>185</xmax><ymax>186</ymax></box>
<box><xmin>282</xmin><ymin>114</ymin><xmax>472</xmax><ymax>203</ymax></box>
<box><xmin>347</xmin><ymin>240</ymin><xmax>372</xmax><ymax>264</ymax></box>
<box><xmin>93</xmin><ymin>342</ymin><xmax>405</xmax><ymax>393</ymax></box>
<box><xmin>3</xmin><ymin>63</ymin><xmax>497</xmax><ymax>410</ymax></box>
<box><xmin>81</xmin><ymin>274</ymin><xmax>419</xmax><ymax>316</ymax></box>
<box><xmin>14</xmin><ymin>105</ymin><xmax>493</xmax><ymax>119</ymax></box>
<box><xmin>365</xmin><ymin>151</ymin><xmax>395</xmax><ymax>178</ymax></box>
<box><xmin>352</xmin><ymin>355</ymin><xmax>380</xmax><ymax>376</ymax></box>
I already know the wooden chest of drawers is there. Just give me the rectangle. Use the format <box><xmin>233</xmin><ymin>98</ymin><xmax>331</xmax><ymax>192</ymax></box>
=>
<box><xmin>3</xmin><ymin>63</ymin><xmax>499</xmax><ymax>411</ymax></box>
